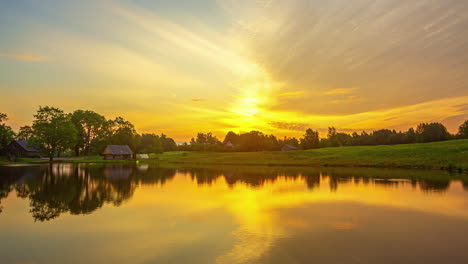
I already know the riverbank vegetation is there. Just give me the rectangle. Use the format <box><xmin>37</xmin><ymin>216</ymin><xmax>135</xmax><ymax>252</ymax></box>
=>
<box><xmin>181</xmin><ymin>121</ymin><xmax>468</xmax><ymax>152</ymax></box>
<box><xmin>161</xmin><ymin>139</ymin><xmax>468</xmax><ymax>172</ymax></box>
<box><xmin>1</xmin><ymin>107</ymin><xmax>468</xmax><ymax>166</ymax></box>
<box><xmin>0</xmin><ymin>107</ymin><xmax>177</xmax><ymax>161</ymax></box>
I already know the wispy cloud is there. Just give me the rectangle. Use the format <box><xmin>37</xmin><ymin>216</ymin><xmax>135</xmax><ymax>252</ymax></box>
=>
<box><xmin>0</xmin><ymin>52</ymin><xmax>49</xmax><ymax>61</ymax></box>
<box><xmin>331</xmin><ymin>96</ymin><xmax>362</xmax><ymax>104</ymax></box>
<box><xmin>325</xmin><ymin>88</ymin><xmax>360</xmax><ymax>95</ymax></box>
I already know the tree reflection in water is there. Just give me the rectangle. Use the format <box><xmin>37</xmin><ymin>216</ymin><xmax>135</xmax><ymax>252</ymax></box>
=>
<box><xmin>0</xmin><ymin>164</ymin><xmax>177</xmax><ymax>221</ymax></box>
<box><xmin>0</xmin><ymin>164</ymin><xmax>466</xmax><ymax>221</ymax></box>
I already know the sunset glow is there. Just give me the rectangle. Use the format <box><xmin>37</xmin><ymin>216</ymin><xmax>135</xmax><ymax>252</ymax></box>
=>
<box><xmin>1</xmin><ymin>0</ymin><xmax>467</xmax><ymax>140</ymax></box>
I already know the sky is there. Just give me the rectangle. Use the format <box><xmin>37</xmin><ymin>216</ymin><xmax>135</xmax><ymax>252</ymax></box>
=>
<box><xmin>1</xmin><ymin>0</ymin><xmax>467</xmax><ymax>141</ymax></box>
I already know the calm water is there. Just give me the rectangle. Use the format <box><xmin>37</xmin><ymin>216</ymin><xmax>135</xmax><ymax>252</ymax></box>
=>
<box><xmin>1</xmin><ymin>164</ymin><xmax>468</xmax><ymax>264</ymax></box>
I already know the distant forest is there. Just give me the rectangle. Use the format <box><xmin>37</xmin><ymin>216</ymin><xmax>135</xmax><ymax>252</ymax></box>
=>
<box><xmin>1</xmin><ymin>107</ymin><xmax>468</xmax><ymax>158</ymax></box>
<box><xmin>181</xmin><ymin>120</ymin><xmax>468</xmax><ymax>152</ymax></box>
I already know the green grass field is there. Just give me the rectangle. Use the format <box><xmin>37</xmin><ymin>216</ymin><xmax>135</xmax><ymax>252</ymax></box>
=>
<box><xmin>1</xmin><ymin>139</ymin><xmax>467</xmax><ymax>172</ymax></box>
<box><xmin>156</xmin><ymin>139</ymin><xmax>468</xmax><ymax>172</ymax></box>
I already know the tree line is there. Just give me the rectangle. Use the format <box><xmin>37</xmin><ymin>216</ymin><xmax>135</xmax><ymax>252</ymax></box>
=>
<box><xmin>0</xmin><ymin>107</ymin><xmax>177</xmax><ymax>161</ymax></box>
<box><xmin>1</xmin><ymin>107</ymin><xmax>468</xmax><ymax>157</ymax></box>
<box><xmin>180</xmin><ymin>120</ymin><xmax>468</xmax><ymax>152</ymax></box>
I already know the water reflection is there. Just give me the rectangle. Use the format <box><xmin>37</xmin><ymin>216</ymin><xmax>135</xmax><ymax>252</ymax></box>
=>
<box><xmin>0</xmin><ymin>164</ymin><xmax>177</xmax><ymax>221</ymax></box>
<box><xmin>0</xmin><ymin>164</ymin><xmax>467</xmax><ymax>222</ymax></box>
<box><xmin>1</xmin><ymin>164</ymin><xmax>468</xmax><ymax>264</ymax></box>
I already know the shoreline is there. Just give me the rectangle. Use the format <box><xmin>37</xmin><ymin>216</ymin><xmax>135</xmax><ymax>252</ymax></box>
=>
<box><xmin>1</xmin><ymin>139</ymin><xmax>467</xmax><ymax>173</ymax></box>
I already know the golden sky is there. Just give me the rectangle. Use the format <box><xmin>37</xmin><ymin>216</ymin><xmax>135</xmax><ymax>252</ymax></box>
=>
<box><xmin>1</xmin><ymin>0</ymin><xmax>467</xmax><ymax>140</ymax></box>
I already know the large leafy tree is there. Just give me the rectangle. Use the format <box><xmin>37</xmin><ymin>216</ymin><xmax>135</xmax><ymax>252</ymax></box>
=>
<box><xmin>139</xmin><ymin>133</ymin><xmax>163</xmax><ymax>154</ymax></box>
<box><xmin>71</xmin><ymin>110</ymin><xmax>106</xmax><ymax>156</ymax></box>
<box><xmin>416</xmin><ymin>122</ymin><xmax>451</xmax><ymax>143</ymax></box>
<box><xmin>160</xmin><ymin>134</ymin><xmax>178</xmax><ymax>152</ymax></box>
<box><xmin>30</xmin><ymin>106</ymin><xmax>77</xmax><ymax>162</ymax></box>
<box><xmin>108</xmin><ymin>117</ymin><xmax>140</xmax><ymax>151</ymax></box>
<box><xmin>458</xmin><ymin>120</ymin><xmax>468</xmax><ymax>139</ymax></box>
<box><xmin>300</xmin><ymin>129</ymin><xmax>320</xmax><ymax>150</ymax></box>
<box><xmin>0</xmin><ymin>113</ymin><xmax>15</xmax><ymax>154</ymax></box>
<box><xmin>17</xmin><ymin>125</ymin><xmax>34</xmax><ymax>141</ymax></box>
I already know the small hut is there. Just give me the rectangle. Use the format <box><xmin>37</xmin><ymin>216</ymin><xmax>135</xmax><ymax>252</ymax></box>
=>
<box><xmin>6</xmin><ymin>140</ymin><xmax>41</xmax><ymax>158</ymax></box>
<box><xmin>101</xmin><ymin>145</ymin><xmax>133</xmax><ymax>160</ymax></box>
<box><xmin>281</xmin><ymin>144</ymin><xmax>299</xmax><ymax>151</ymax></box>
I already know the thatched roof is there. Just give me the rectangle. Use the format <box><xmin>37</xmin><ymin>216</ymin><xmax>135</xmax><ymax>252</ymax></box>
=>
<box><xmin>102</xmin><ymin>145</ymin><xmax>133</xmax><ymax>155</ymax></box>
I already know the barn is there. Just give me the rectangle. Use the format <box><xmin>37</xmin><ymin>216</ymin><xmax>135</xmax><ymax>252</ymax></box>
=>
<box><xmin>6</xmin><ymin>140</ymin><xmax>41</xmax><ymax>158</ymax></box>
<box><xmin>101</xmin><ymin>145</ymin><xmax>134</xmax><ymax>160</ymax></box>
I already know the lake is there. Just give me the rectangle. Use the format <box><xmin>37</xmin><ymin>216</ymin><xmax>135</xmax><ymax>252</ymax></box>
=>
<box><xmin>1</xmin><ymin>164</ymin><xmax>468</xmax><ymax>264</ymax></box>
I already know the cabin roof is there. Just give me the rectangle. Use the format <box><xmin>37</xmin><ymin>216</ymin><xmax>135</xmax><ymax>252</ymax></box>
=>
<box><xmin>103</xmin><ymin>145</ymin><xmax>133</xmax><ymax>155</ymax></box>
<box><xmin>13</xmin><ymin>140</ymin><xmax>38</xmax><ymax>152</ymax></box>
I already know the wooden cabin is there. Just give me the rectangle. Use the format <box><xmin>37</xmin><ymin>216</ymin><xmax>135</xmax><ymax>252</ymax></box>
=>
<box><xmin>101</xmin><ymin>145</ymin><xmax>133</xmax><ymax>160</ymax></box>
<box><xmin>6</xmin><ymin>140</ymin><xmax>41</xmax><ymax>158</ymax></box>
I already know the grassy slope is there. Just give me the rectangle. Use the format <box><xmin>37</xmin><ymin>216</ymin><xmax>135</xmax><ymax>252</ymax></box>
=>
<box><xmin>157</xmin><ymin>139</ymin><xmax>468</xmax><ymax>172</ymax></box>
<box><xmin>1</xmin><ymin>140</ymin><xmax>467</xmax><ymax>172</ymax></box>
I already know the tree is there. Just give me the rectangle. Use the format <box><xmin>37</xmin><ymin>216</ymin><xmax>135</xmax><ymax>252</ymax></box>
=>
<box><xmin>107</xmin><ymin>117</ymin><xmax>140</xmax><ymax>151</ymax></box>
<box><xmin>404</xmin><ymin>128</ymin><xmax>416</xmax><ymax>143</ymax></box>
<box><xmin>224</xmin><ymin>131</ymin><xmax>240</xmax><ymax>145</ymax></box>
<box><xmin>17</xmin><ymin>126</ymin><xmax>34</xmax><ymax>141</ymax></box>
<box><xmin>458</xmin><ymin>120</ymin><xmax>468</xmax><ymax>139</ymax></box>
<box><xmin>416</xmin><ymin>122</ymin><xmax>451</xmax><ymax>143</ymax></box>
<box><xmin>280</xmin><ymin>136</ymin><xmax>300</xmax><ymax>148</ymax></box>
<box><xmin>30</xmin><ymin>106</ymin><xmax>77</xmax><ymax>162</ymax></box>
<box><xmin>327</xmin><ymin>127</ymin><xmax>341</xmax><ymax>147</ymax></box>
<box><xmin>0</xmin><ymin>113</ymin><xmax>15</xmax><ymax>154</ymax></box>
<box><xmin>71</xmin><ymin>110</ymin><xmax>106</xmax><ymax>156</ymax></box>
<box><xmin>139</xmin><ymin>134</ymin><xmax>163</xmax><ymax>153</ymax></box>
<box><xmin>160</xmin><ymin>134</ymin><xmax>178</xmax><ymax>152</ymax></box>
<box><xmin>300</xmin><ymin>129</ymin><xmax>320</xmax><ymax>149</ymax></box>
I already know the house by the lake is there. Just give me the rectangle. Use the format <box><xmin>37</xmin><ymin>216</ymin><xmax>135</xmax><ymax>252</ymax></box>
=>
<box><xmin>102</xmin><ymin>145</ymin><xmax>134</xmax><ymax>160</ymax></box>
<box><xmin>6</xmin><ymin>140</ymin><xmax>41</xmax><ymax>158</ymax></box>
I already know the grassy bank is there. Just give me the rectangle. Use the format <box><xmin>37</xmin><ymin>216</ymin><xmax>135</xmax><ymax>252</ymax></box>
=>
<box><xmin>157</xmin><ymin>139</ymin><xmax>468</xmax><ymax>172</ymax></box>
<box><xmin>0</xmin><ymin>155</ymin><xmax>135</xmax><ymax>165</ymax></box>
<box><xmin>1</xmin><ymin>139</ymin><xmax>467</xmax><ymax>172</ymax></box>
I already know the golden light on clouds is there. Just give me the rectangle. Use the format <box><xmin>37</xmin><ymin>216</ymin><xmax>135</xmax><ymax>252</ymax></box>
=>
<box><xmin>0</xmin><ymin>0</ymin><xmax>467</xmax><ymax>140</ymax></box>
<box><xmin>0</xmin><ymin>52</ymin><xmax>49</xmax><ymax>61</ymax></box>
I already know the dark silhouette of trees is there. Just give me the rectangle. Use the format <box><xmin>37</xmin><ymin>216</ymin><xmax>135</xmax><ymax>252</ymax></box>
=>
<box><xmin>300</xmin><ymin>129</ymin><xmax>319</xmax><ymax>149</ymax></box>
<box><xmin>107</xmin><ymin>117</ymin><xmax>141</xmax><ymax>150</ymax></box>
<box><xmin>189</xmin><ymin>132</ymin><xmax>223</xmax><ymax>151</ymax></box>
<box><xmin>71</xmin><ymin>110</ymin><xmax>106</xmax><ymax>156</ymax></box>
<box><xmin>160</xmin><ymin>134</ymin><xmax>178</xmax><ymax>152</ymax></box>
<box><xmin>458</xmin><ymin>120</ymin><xmax>468</xmax><ymax>139</ymax></box>
<box><xmin>0</xmin><ymin>113</ymin><xmax>15</xmax><ymax>155</ymax></box>
<box><xmin>280</xmin><ymin>136</ymin><xmax>300</xmax><ymax>149</ymax></box>
<box><xmin>17</xmin><ymin>125</ymin><xmax>33</xmax><ymax>141</ymax></box>
<box><xmin>138</xmin><ymin>133</ymin><xmax>163</xmax><ymax>153</ymax></box>
<box><xmin>2</xmin><ymin>107</ymin><xmax>467</xmax><ymax>156</ymax></box>
<box><xmin>30</xmin><ymin>106</ymin><xmax>77</xmax><ymax>162</ymax></box>
<box><xmin>224</xmin><ymin>131</ymin><xmax>240</xmax><ymax>145</ymax></box>
<box><xmin>235</xmin><ymin>131</ymin><xmax>279</xmax><ymax>151</ymax></box>
<box><xmin>416</xmin><ymin>122</ymin><xmax>451</xmax><ymax>143</ymax></box>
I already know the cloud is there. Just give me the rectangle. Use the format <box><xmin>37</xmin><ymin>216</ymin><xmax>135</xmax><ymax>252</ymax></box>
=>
<box><xmin>325</xmin><ymin>88</ymin><xmax>360</xmax><ymax>95</ymax></box>
<box><xmin>191</xmin><ymin>99</ymin><xmax>204</xmax><ymax>102</ymax></box>
<box><xmin>330</xmin><ymin>96</ymin><xmax>362</xmax><ymax>104</ymax></box>
<box><xmin>0</xmin><ymin>52</ymin><xmax>49</xmax><ymax>61</ymax></box>
<box><xmin>269</xmin><ymin>121</ymin><xmax>310</xmax><ymax>131</ymax></box>
<box><xmin>277</xmin><ymin>91</ymin><xmax>305</xmax><ymax>97</ymax></box>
